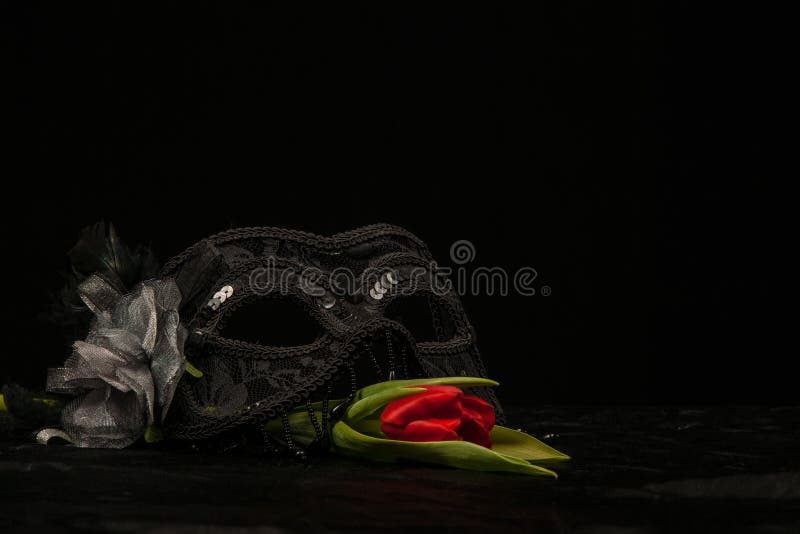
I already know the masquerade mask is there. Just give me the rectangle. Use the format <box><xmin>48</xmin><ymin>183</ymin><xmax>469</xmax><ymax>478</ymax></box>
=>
<box><xmin>44</xmin><ymin>224</ymin><xmax>503</xmax><ymax>449</ymax></box>
<box><xmin>163</xmin><ymin>224</ymin><xmax>502</xmax><ymax>441</ymax></box>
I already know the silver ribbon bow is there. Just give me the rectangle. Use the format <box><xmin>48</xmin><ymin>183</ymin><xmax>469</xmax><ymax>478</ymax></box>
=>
<box><xmin>39</xmin><ymin>275</ymin><xmax>187</xmax><ymax>448</ymax></box>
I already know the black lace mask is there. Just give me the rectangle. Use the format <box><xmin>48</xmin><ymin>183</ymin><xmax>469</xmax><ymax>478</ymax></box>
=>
<box><xmin>160</xmin><ymin>224</ymin><xmax>502</xmax><ymax>441</ymax></box>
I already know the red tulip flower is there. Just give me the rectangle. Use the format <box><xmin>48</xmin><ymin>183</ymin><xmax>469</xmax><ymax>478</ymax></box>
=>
<box><xmin>266</xmin><ymin>376</ymin><xmax>569</xmax><ymax>477</ymax></box>
<box><xmin>380</xmin><ymin>385</ymin><xmax>496</xmax><ymax>448</ymax></box>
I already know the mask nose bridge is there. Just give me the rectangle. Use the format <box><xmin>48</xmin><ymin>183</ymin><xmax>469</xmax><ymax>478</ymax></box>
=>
<box><xmin>351</xmin><ymin>316</ymin><xmax>416</xmax><ymax>349</ymax></box>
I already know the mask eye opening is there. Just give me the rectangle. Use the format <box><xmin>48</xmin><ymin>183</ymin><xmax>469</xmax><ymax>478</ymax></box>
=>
<box><xmin>217</xmin><ymin>294</ymin><xmax>324</xmax><ymax>347</ymax></box>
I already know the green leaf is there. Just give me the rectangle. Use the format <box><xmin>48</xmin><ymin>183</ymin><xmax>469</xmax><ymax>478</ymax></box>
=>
<box><xmin>350</xmin><ymin>416</ymin><xmax>384</xmax><ymax>438</ymax></box>
<box><xmin>144</xmin><ymin>425</ymin><xmax>163</xmax><ymax>443</ymax></box>
<box><xmin>331</xmin><ymin>419</ymin><xmax>558</xmax><ymax>478</ymax></box>
<box><xmin>355</xmin><ymin>377</ymin><xmax>499</xmax><ymax>402</ymax></box>
<box><xmin>490</xmin><ymin>425</ymin><xmax>570</xmax><ymax>462</ymax></box>
<box><xmin>184</xmin><ymin>361</ymin><xmax>203</xmax><ymax>378</ymax></box>
<box><xmin>263</xmin><ymin>405</ymin><xmax>328</xmax><ymax>448</ymax></box>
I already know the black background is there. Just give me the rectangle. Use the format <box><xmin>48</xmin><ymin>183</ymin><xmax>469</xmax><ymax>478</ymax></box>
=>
<box><xmin>4</xmin><ymin>4</ymin><xmax>785</xmax><ymax>404</ymax></box>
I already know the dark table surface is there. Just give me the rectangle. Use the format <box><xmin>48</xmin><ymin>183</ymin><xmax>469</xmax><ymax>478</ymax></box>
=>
<box><xmin>2</xmin><ymin>406</ymin><xmax>798</xmax><ymax>533</ymax></box>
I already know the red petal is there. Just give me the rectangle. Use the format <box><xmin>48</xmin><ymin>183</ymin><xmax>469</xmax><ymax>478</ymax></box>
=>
<box><xmin>379</xmin><ymin>422</ymin><xmax>406</xmax><ymax>440</ymax></box>
<box><xmin>380</xmin><ymin>388</ymin><xmax>462</xmax><ymax>427</ymax></box>
<box><xmin>460</xmin><ymin>417</ymin><xmax>492</xmax><ymax>448</ymax></box>
<box><xmin>460</xmin><ymin>394</ymin><xmax>495</xmax><ymax>432</ymax></box>
<box><xmin>383</xmin><ymin>418</ymin><xmax>462</xmax><ymax>442</ymax></box>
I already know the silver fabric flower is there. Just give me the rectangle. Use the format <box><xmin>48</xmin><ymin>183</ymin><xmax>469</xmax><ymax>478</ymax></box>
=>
<box><xmin>43</xmin><ymin>275</ymin><xmax>187</xmax><ymax>448</ymax></box>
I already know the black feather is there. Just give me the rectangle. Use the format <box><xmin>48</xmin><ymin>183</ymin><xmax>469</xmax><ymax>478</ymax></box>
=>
<box><xmin>41</xmin><ymin>221</ymin><xmax>161</xmax><ymax>343</ymax></box>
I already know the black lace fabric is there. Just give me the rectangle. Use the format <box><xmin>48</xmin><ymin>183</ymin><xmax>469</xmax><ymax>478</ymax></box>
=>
<box><xmin>160</xmin><ymin>224</ymin><xmax>502</xmax><ymax>441</ymax></box>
